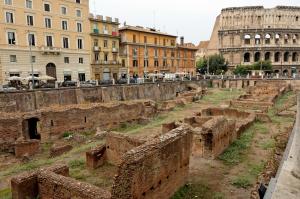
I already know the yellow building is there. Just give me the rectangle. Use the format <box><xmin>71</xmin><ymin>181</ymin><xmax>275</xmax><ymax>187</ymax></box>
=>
<box><xmin>119</xmin><ymin>25</ymin><xmax>197</xmax><ymax>77</ymax></box>
<box><xmin>0</xmin><ymin>0</ymin><xmax>91</xmax><ymax>84</ymax></box>
<box><xmin>89</xmin><ymin>14</ymin><xmax>126</xmax><ymax>81</ymax></box>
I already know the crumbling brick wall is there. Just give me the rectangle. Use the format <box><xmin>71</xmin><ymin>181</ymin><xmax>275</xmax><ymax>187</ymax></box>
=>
<box><xmin>86</xmin><ymin>144</ymin><xmax>107</xmax><ymax>169</ymax></box>
<box><xmin>0</xmin><ymin>117</ymin><xmax>22</xmax><ymax>152</ymax></box>
<box><xmin>106</xmin><ymin>132</ymin><xmax>145</xmax><ymax>165</ymax></box>
<box><xmin>200</xmin><ymin>117</ymin><xmax>236</xmax><ymax>158</ymax></box>
<box><xmin>111</xmin><ymin>125</ymin><xmax>193</xmax><ymax>199</ymax></box>
<box><xmin>37</xmin><ymin>171</ymin><xmax>111</xmax><ymax>199</ymax></box>
<box><xmin>40</xmin><ymin>100</ymin><xmax>157</xmax><ymax>140</ymax></box>
<box><xmin>11</xmin><ymin>164</ymin><xmax>69</xmax><ymax>199</ymax></box>
<box><xmin>14</xmin><ymin>139</ymin><xmax>40</xmax><ymax>158</ymax></box>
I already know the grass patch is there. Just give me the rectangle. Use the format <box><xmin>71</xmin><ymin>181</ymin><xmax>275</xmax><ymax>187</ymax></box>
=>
<box><xmin>0</xmin><ymin>188</ymin><xmax>11</xmax><ymax>199</ymax></box>
<box><xmin>69</xmin><ymin>159</ymin><xmax>85</xmax><ymax>169</ymax></box>
<box><xmin>254</xmin><ymin>123</ymin><xmax>269</xmax><ymax>134</ymax></box>
<box><xmin>171</xmin><ymin>183</ymin><xmax>225</xmax><ymax>199</ymax></box>
<box><xmin>219</xmin><ymin>124</ymin><xmax>255</xmax><ymax>165</ymax></box>
<box><xmin>202</xmin><ymin>89</ymin><xmax>244</xmax><ymax>105</ymax></box>
<box><xmin>259</xmin><ymin>139</ymin><xmax>275</xmax><ymax>150</ymax></box>
<box><xmin>62</xmin><ymin>131</ymin><xmax>73</xmax><ymax>138</ymax></box>
<box><xmin>232</xmin><ymin>176</ymin><xmax>252</xmax><ymax>189</ymax></box>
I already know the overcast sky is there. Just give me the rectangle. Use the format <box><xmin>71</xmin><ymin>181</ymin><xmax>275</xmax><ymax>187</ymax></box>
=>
<box><xmin>90</xmin><ymin>0</ymin><xmax>300</xmax><ymax>45</ymax></box>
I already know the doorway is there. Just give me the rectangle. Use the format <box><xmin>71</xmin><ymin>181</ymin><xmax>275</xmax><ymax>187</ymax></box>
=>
<box><xmin>24</xmin><ymin>118</ymin><xmax>41</xmax><ymax>140</ymax></box>
<box><xmin>46</xmin><ymin>63</ymin><xmax>57</xmax><ymax>79</ymax></box>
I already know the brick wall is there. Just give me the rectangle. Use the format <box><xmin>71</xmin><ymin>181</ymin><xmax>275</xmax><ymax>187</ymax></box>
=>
<box><xmin>111</xmin><ymin>125</ymin><xmax>193</xmax><ymax>199</ymax></box>
<box><xmin>14</xmin><ymin>139</ymin><xmax>40</xmax><ymax>158</ymax></box>
<box><xmin>106</xmin><ymin>132</ymin><xmax>145</xmax><ymax>165</ymax></box>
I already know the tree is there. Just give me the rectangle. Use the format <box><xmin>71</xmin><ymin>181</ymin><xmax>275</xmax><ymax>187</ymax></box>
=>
<box><xmin>233</xmin><ymin>65</ymin><xmax>252</xmax><ymax>75</ymax></box>
<box><xmin>252</xmin><ymin>60</ymin><xmax>273</xmax><ymax>70</ymax></box>
<box><xmin>196</xmin><ymin>54</ymin><xmax>228</xmax><ymax>75</ymax></box>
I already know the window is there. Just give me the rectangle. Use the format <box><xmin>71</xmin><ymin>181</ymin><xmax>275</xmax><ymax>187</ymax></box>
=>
<box><xmin>94</xmin><ymin>39</ymin><xmax>98</xmax><ymax>47</ymax></box>
<box><xmin>171</xmin><ymin>40</ymin><xmax>175</xmax><ymax>46</ymax></box>
<box><xmin>77</xmin><ymin>22</ymin><xmax>82</xmax><ymax>32</ymax></box>
<box><xmin>5</xmin><ymin>0</ymin><xmax>12</xmax><ymax>5</ymax></box>
<box><xmin>10</xmin><ymin>55</ymin><xmax>17</xmax><ymax>62</ymax></box>
<box><xmin>27</xmin><ymin>15</ymin><xmax>34</xmax><ymax>26</ymax></box>
<box><xmin>104</xmin><ymin>40</ymin><xmax>108</xmax><ymax>48</ymax></box>
<box><xmin>64</xmin><ymin>57</ymin><xmax>69</xmax><ymax>64</ymax></box>
<box><xmin>163</xmin><ymin>49</ymin><xmax>167</xmax><ymax>57</ymax></box>
<box><xmin>104</xmin><ymin>53</ymin><xmax>108</xmax><ymax>61</ymax></box>
<box><xmin>144</xmin><ymin>59</ymin><xmax>148</xmax><ymax>67</ymax></box>
<box><xmin>79</xmin><ymin>57</ymin><xmax>83</xmax><ymax>64</ymax></box>
<box><xmin>144</xmin><ymin>36</ymin><xmax>147</xmax><ymax>43</ymax></box>
<box><xmin>94</xmin><ymin>53</ymin><xmax>99</xmax><ymax>61</ymax></box>
<box><xmin>154</xmin><ymin>49</ymin><xmax>158</xmax><ymax>57</ymax></box>
<box><xmin>64</xmin><ymin>74</ymin><xmax>71</xmax><ymax>81</ymax></box>
<box><xmin>77</xmin><ymin>38</ymin><xmax>83</xmax><ymax>49</ymax></box>
<box><xmin>154</xmin><ymin>38</ymin><xmax>157</xmax><ymax>45</ymax></box>
<box><xmin>46</xmin><ymin>35</ymin><xmax>53</xmax><ymax>47</ymax></box>
<box><xmin>44</xmin><ymin>3</ymin><xmax>50</xmax><ymax>12</ymax></box>
<box><xmin>296</xmin><ymin>16</ymin><xmax>299</xmax><ymax>22</ymax></box>
<box><xmin>45</xmin><ymin>18</ymin><xmax>51</xmax><ymax>28</ymax></box>
<box><xmin>133</xmin><ymin>48</ymin><xmax>137</xmax><ymax>57</ymax></box>
<box><xmin>133</xmin><ymin>60</ymin><xmax>138</xmax><ymax>67</ymax></box>
<box><xmin>113</xmin><ymin>54</ymin><xmax>117</xmax><ymax>61</ymax></box>
<box><xmin>7</xmin><ymin>32</ymin><xmax>16</xmax><ymax>45</ymax></box>
<box><xmin>76</xmin><ymin>9</ymin><xmax>81</xmax><ymax>17</ymax></box>
<box><xmin>76</xmin><ymin>0</ymin><xmax>81</xmax><ymax>3</ymax></box>
<box><xmin>26</xmin><ymin>0</ymin><xmax>32</xmax><ymax>9</ymax></box>
<box><xmin>6</xmin><ymin>12</ymin><xmax>13</xmax><ymax>23</ymax></box>
<box><xmin>163</xmin><ymin>59</ymin><xmax>167</xmax><ymax>67</ymax></box>
<box><xmin>154</xmin><ymin>59</ymin><xmax>159</xmax><ymax>67</ymax></box>
<box><xmin>244</xmin><ymin>34</ymin><xmax>251</xmax><ymax>45</ymax></box>
<box><xmin>78</xmin><ymin>73</ymin><xmax>85</xmax><ymax>82</ymax></box>
<box><xmin>31</xmin><ymin>56</ymin><xmax>36</xmax><ymax>63</ymax></box>
<box><xmin>62</xmin><ymin>20</ymin><xmax>68</xmax><ymax>30</ymax></box>
<box><xmin>63</xmin><ymin>37</ymin><xmax>69</xmax><ymax>48</ymax></box>
<box><xmin>61</xmin><ymin>6</ymin><xmax>67</xmax><ymax>15</ymax></box>
<box><xmin>163</xmin><ymin>39</ymin><xmax>166</xmax><ymax>46</ymax></box>
<box><xmin>112</xmin><ymin>41</ymin><xmax>116</xmax><ymax>48</ymax></box>
<box><xmin>28</xmin><ymin>33</ymin><xmax>35</xmax><ymax>46</ymax></box>
<box><xmin>133</xmin><ymin>35</ymin><xmax>136</xmax><ymax>43</ymax></box>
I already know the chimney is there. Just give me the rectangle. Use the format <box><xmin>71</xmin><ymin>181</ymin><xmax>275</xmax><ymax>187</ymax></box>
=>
<box><xmin>180</xmin><ymin>36</ymin><xmax>184</xmax><ymax>45</ymax></box>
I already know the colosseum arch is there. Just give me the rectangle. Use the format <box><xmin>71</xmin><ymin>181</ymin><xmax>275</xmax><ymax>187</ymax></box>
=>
<box><xmin>292</xmin><ymin>52</ymin><xmax>299</xmax><ymax>62</ymax></box>
<box><xmin>284</xmin><ymin>52</ymin><xmax>290</xmax><ymax>62</ymax></box>
<box><xmin>254</xmin><ymin>52</ymin><xmax>261</xmax><ymax>62</ymax></box>
<box><xmin>265</xmin><ymin>34</ymin><xmax>271</xmax><ymax>44</ymax></box>
<box><xmin>244</xmin><ymin>52</ymin><xmax>251</xmax><ymax>62</ymax></box>
<box><xmin>255</xmin><ymin>34</ymin><xmax>262</xmax><ymax>45</ymax></box>
<box><xmin>274</xmin><ymin>52</ymin><xmax>281</xmax><ymax>62</ymax></box>
<box><xmin>284</xmin><ymin>34</ymin><xmax>290</xmax><ymax>44</ymax></box>
<box><xmin>275</xmin><ymin>34</ymin><xmax>281</xmax><ymax>44</ymax></box>
<box><xmin>265</xmin><ymin>52</ymin><xmax>271</xmax><ymax>61</ymax></box>
<box><xmin>244</xmin><ymin>34</ymin><xmax>251</xmax><ymax>45</ymax></box>
<box><xmin>293</xmin><ymin>34</ymin><xmax>298</xmax><ymax>44</ymax></box>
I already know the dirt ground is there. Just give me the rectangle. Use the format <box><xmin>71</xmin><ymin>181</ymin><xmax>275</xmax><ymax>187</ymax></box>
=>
<box><xmin>0</xmin><ymin>88</ymin><xmax>296</xmax><ymax>199</ymax></box>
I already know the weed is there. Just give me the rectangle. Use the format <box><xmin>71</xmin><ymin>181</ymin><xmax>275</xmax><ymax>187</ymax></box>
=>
<box><xmin>0</xmin><ymin>188</ymin><xmax>11</xmax><ymax>199</ymax></box>
<box><xmin>69</xmin><ymin>159</ymin><xmax>85</xmax><ymax>169</ymax></box>
<box><xmin>232</xmin><ymin>176</ymin><xmax>252</xmax><ymax>189</ymax></box>
<box><xmin>259</xmin><ymin>139</ymin><xmax>275</xmax><ymax>150</ymax></box>
<box><xmin>219</xmin><ymin>124</ymin><xmax>255</xmax><ymax>165</ymax></box>
<box><xmin>62</xmin><ymin>132</ymin><xmax>73</xmax><ymax>138</ymax></box>
<box><xmin>171</xmin><ymin>183</ymin><xmax>225</xmax><ymax>199</ymax></box>
<box><xmin>202</xmin><ymin>89</ymin><xmax>244</xmax><ymax>105</ymax></box>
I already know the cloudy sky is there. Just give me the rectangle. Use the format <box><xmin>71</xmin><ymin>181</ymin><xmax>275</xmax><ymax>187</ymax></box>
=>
<box><xmin>90</xmin><ymin>0</ymin><xmax>300</xmax><ymax>45</ymax></box>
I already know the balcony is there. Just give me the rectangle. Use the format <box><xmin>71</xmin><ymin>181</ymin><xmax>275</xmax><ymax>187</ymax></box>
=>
<box><xmin>112</xmin><ymin>48</ymin><xmax>118</xmax><ymax>53</ymax></box>
<box><xmin>93</xmin><ymin>46</ymin><xmax>101</xmax><ymax>51</ymax></box>
<box><xmin>91</xmin><ymin>29</ymin><xmax>120</xmax><ymax>38</ymax></box>
<box><xmin>92</xmin><ymin>60</ymin><xmax>121</xmax><ymax>65</ymax></box>
<box><xmin>40</xmin><ymin>46</ymin><xmax>61</xmax><ymax>55</ymax></box>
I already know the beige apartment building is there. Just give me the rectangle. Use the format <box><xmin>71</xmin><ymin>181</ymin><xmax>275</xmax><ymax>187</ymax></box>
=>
<box><xmin>89</xmin><ymin>14</ymin><xmax>126</xmax><ymax>81</ymax></box>
<box><xmin>0</xmin><ymin>0</ymin><xmax>91</xmax><ymax>84</ymax></box>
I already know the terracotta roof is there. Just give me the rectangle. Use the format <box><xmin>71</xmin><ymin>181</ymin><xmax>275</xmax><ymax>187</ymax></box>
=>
<box><xmin>119</xmin><ymin>25</ymin><xmax>177</xmax><ymax>37</ymax></box>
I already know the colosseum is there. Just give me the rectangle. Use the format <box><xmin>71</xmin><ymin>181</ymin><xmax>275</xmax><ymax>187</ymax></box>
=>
<box><xmin>206</xmin><ymin>6</ymin><xmax>300</xmax><ymax>75</ymax></box>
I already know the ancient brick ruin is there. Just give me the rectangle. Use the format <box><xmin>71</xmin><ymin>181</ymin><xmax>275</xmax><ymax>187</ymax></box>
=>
<box><xmin>183</xmin><ymin>108</ymin><xmax>256</xmax><ymax>158</ymax></box>
<box><xmin>231</xmin><ymin>81</ymin><xmax>289</xmax><ymax>112</ymax></box>
<box><xmin>11</xmin><ymin>125</ymin><xmax>193</xmax><ymax>199</ymax></box>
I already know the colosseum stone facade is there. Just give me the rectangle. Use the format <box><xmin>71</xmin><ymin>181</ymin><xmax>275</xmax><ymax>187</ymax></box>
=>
<box><xmin>206</xmin><ymin>6</ymin><xmax>300</xmax><ymax>75</ymax></box>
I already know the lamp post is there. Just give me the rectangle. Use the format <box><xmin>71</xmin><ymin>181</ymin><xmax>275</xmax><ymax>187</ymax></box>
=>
<box><xmin>28</xmin><ymin>30</ymin><xmax>34</xmax><ymax>89</ymax></box>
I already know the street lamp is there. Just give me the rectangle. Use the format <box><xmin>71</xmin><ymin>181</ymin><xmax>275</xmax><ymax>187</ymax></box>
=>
<box><xmin>27</xmin><ymin>30</ymin><xmax>35</xmax><ymax>89</ymax></box>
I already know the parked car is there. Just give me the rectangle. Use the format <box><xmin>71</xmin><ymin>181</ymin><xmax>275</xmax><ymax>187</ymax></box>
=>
<box><xmin>61</xmin><ymin>81</ymin><xmax>77</xmax><ymax>87</ymax></box>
